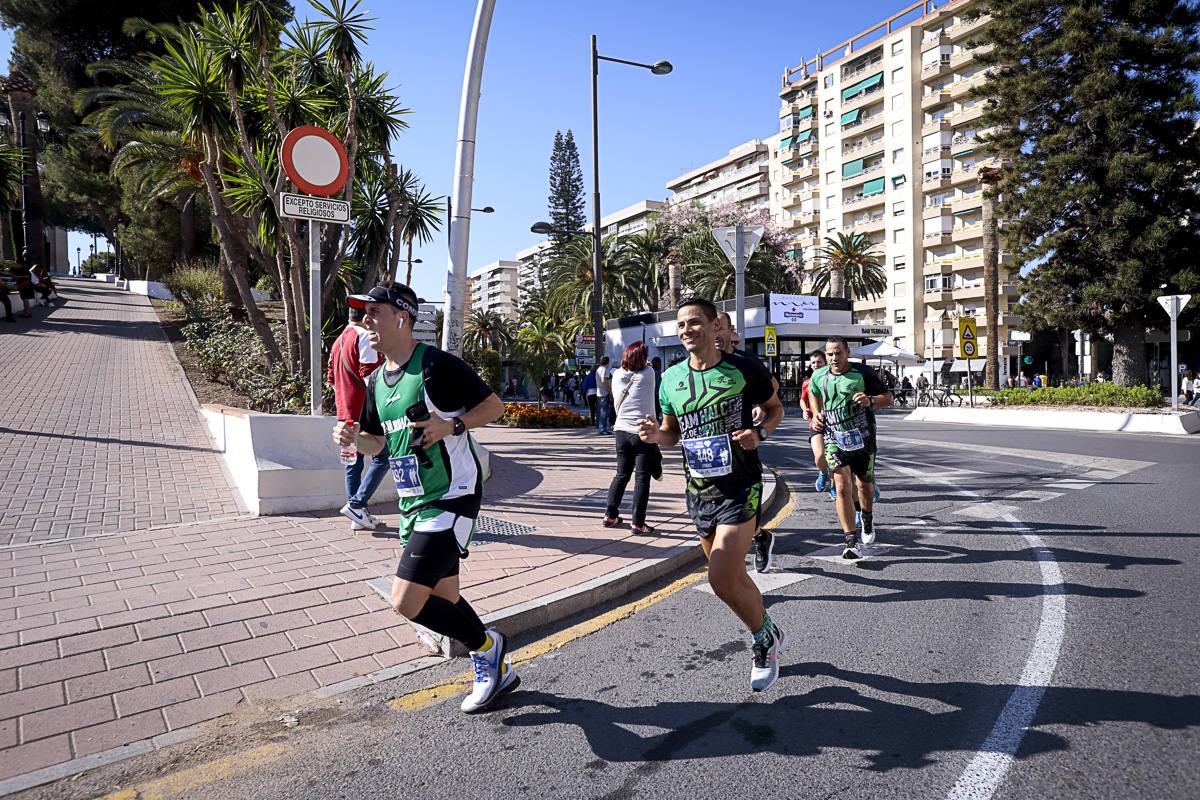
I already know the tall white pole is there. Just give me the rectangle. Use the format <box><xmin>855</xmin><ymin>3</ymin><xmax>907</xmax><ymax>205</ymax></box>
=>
<box><xmin>734</xmin><ymin>225</ymin><xmax>746</xmax><ymax>337</ymax></box>
<box><xmin>309</xmin><ymin>222</ymin><xmax>322</xmax><ymax>416</ymax></box>
<box><xmin>442</xmin><ymin>0</ymin><xmax>496</xmax><ymax>356</ymax></box>
<box><xmin>1169</xmin><ymin>304</ymin><xmax>1179</xmax><ymax>412</ymax></box>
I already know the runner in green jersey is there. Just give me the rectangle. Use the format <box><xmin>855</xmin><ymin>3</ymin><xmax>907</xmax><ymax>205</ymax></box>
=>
<box><xmin>332</xmin><ymin>282</ymin><xmax>517</xmax><ymax>714</ymax></box>
<box><xmin>808</xmin><ymin>336</ymin><xmax>893</xmax><ymax>559</ymax></box>
<box><xmin>640</xmin><ymin>298</ymin><xmax>788</xmax><ymax>693</ymax></box>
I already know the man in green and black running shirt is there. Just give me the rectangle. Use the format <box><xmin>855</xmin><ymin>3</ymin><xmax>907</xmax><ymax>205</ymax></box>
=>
<box><xmin>808</xmin><ymin>336</ymin><xmax>893</xmax><ymax>560</ymax></box>
<box><xmin>639</xmin><ymin>298</ymin><xmax>787</xmax><ymax>693</ymax></box>
<box><xmin>332</xmin><ymin>281</ymin><xmax>517</xmax><ymax>715</ymax></box>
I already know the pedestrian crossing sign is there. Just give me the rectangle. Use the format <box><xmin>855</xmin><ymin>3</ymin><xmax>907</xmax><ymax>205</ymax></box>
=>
<box><xmin>764</xmin><ymin>325</ymin><xmax>778</xmax><ymax>357</ymax></box>
<box><xmin>958</xmin><ymin>318</ymin><xmax>978</xmax><ymax>358</ymax></box>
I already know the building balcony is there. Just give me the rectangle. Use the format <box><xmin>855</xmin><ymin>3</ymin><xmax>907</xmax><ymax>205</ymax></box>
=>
<box><xmin>922</xmin><ymin>118</ymin><xmax>952</xmax><ymax>136</ymax></box>
<box><xmin>953</xmin><ymin>281</ymin><xmax>986</xmax><ymax>300</ymax></box>
<box><xmin>947</xmin><ymin>13</ymin><xmax>991</xmax><ymax>42</ymax></box>
<box><xmin>951</xmin><ymin>43</ymin><xmax>993</xmax><ymax>69</ymax></box>
<box><xmin>842</xmin><ymin>112</ymin><xmax>885</xmax><ymax>133</ymax></box>
<box><xmin>781</xmin><ymin>115</ymin><xmax>816</xmax><ymax>135</ymax></box>
<box><xmin>789</xmin><ymin>210</ymin><xmax>819</xmax><ymax>226</ymax></box>
<box><xmin>922</xmin><ymin>143</ymin><xmax>953</xmax><ymax>162</ymax></box>
<box><xmin>842</xmin><ymin>82</ymin><xmax>886</xmax><ymax>112</ymax></box>
<box><xmin>921</xmin><ymin>90</ymin><xmax>951</xmax><ymax>111</ymax></box>
<box><xmin>670</xmin><ymin>163</ymin><xmax>768</xmax><ymax>203</ymax></box>
<box><xmin>922</xmin><ymin>173</ymin><xmax>953</xmax><ymax>190</ymax></box>
<box><xmin>842</xmin><ymin>53</ymin><xmax>884</xmax><ymax>81</ymax></box>
<box><xmin>923</xmin><ymin>259</ymin><xmax>953</xmax><ymax>276</ymax></box>
<box><xmin>947</xmin><ymin>74</ymin><xmax>986</xmax><ymax>101</ymax></box>
<box><xmin>947</xmin><ymin>252</ymin><xmax>1015</xmax><ymax>271</ymax></box>
<box><xmin>786</xmin><ymin>163</ymin><xmax>820</xmax><ymax>183</ymax></box>
<box><xmin>951</xmin><ymin>191</ymin><xmax>983</xmax><ymax>214</ymax></box>
<box><xmin>843</xmin><ymin>137</ymin><xmax>886</xmax><ymax>157</ymax></box>
<box><xmin>924</xmin><ymin>231</ymin><xmax>953</xmax><ymax>246</ymax></box>
<box><xmin>732</xmin><ymin>181</ymin><xmax>770</xmax><ymax>203</ymax></box>
<box><xmin>923</xmin><ymin>202</ymin><xmax>952</xmax><ymax>220</ymax></box>
<box><xmin>852</xmin><ymin>295</ymin><xmax>887</xmax><ymax>311</ymax></box>
<box><xmin>921</xmin><ymin>57</ymin><xmax>953</xmax><ymax>79</ymax></box>
<box><xmin>851</xmin><ymin>215</ymin><xmax>886</xmax><ymax>235</ymax></box>
<box><xmin>952</xmin><ymin>223</ymin><xmax>983</xmax><ymax>243</ymax></box>
<box><xmin>779</xmin><ymin>142</ymin><xmax>818</xmax><ymax>164</ymax></box>
<box><xmin>843</xmin><ymin>191</ymin><xmax>885</xmax><ymax>210</ymax></box>
<box><xmin>842</xmin><ymin>162</ymin><xmax>885</xmax><ymax>188</ymax></box>
<box><xmin>951</xmin><ymin>103</ymin><xmax>985</xmax><ymax>126</ymax></box>
<box><xmin>924</xmin><ymin>289</ymin><xmax>953</xmax><ymax>303</ymax></box>
<box><xmin>921</xmin><ymin>31</ymin><xmax>950</xmax><ymax>51</ymax></box>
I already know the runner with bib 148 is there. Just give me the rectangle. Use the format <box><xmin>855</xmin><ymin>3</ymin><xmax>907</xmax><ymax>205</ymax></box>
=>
<box><xmin>638</xmin><ymin>298</ymin><xmax>787</xmax><ymax>692</ymax></box>
<box><xmin>808</xmin><ymin>336</ymin><xmax>893</xmax><ymax>560</ymax></box>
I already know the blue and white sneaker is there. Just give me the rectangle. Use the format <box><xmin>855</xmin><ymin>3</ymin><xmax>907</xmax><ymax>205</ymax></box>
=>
<box><xmin>855</xmin><ymin>510</ymin><xmax>862</xmax><ymax>529</ymax></box>
<box><xmin>829</xmin><ymin>484</ymin><xmax>837</xmax><ymax>500</ymax></box>
<box><xmin>461</xmin><ymin>630</ymin><xmax>519</xmax><ymax>713</ymax></box>
<box><xmin>874</xmin><ymin>483</ymin><xmax>881</xmax><ymax>502</ymax></box>
<box><xmin>340</xmin><ymin>503</ymin><xmax>380</xmax><ymax>531</ymax></box>
<box><xmin>815</xmin><ymin>472</ymin><xmax>830</xmax><ymax>493</ymax></box>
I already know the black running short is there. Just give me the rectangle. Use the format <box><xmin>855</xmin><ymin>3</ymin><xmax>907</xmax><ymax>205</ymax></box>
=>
<box><xmin>807</xmin><ymin>428</ymin><xmax>823</xmax><ymax>441</ymax></box>
<box><xmin>827</xmin><ymin>449</ymin><xmax>876</xmax><ymax>482</ymax></box>
<box><xmin>395</xmin><ymin>529</ymin><xmax>461</xmax><ymax>588</ymax></box>
<box><xmin>686</xmin><ymin>482</ymin><xmax>762</xmax><ymax>539</ymax></box>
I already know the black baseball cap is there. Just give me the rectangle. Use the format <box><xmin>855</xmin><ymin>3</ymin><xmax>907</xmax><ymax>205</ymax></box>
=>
<box><xmin>347</xmin><ymin>283</ymin><xmax>420</xmax><ymax>316</ymax></box>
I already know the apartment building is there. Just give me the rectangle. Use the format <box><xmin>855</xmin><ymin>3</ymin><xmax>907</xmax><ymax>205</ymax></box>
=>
<box><xmin>666</xmin><ymin>140</ymin><xmax>772</xmax><ymax>212</ymax></box>
<box><xmin>772</xmin><ymin>0</ymin><xmax>1017</xmax><ymax>379</ymax></box>
<box><xmin>468</xmin><ymin>260</ymin><xmax>520</xmax><ymax>321</ymax></box>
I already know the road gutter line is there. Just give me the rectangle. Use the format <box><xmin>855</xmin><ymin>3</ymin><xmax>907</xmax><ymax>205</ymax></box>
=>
<box><xmin>888</xmin><ymin>462</ymin><xmax>1066</xmax><ymax>800</ymax></box>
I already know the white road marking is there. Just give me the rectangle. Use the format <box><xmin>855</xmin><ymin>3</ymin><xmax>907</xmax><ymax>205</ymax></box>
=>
<box><xmin>886</xmin><ymin>462</ymin><xmax>1066</xmax><ymax>800</ymax></box>
<box><xmin>697</xmin><ymin>570</ymin><xmax>814</xmax><ymax>595</ymax></box>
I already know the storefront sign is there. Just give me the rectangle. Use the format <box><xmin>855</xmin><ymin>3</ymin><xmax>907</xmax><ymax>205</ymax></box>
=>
<box><xmin>769</xmin><ymin>294</ymin><xmax>819</xmax><ymax>324</ymax></box>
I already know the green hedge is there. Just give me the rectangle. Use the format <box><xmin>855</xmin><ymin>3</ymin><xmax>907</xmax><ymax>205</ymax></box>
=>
<box><xmin>991</xmin><ymin>384</ymin><xmax>1162</xmax><ymax>408</ymax></box>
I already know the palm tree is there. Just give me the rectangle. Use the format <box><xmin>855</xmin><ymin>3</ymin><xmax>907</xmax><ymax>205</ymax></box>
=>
<box><xmin>677</xmin><ymin>230</ymin><xmax>782</xmax><ymax>301</ymax></box>
<box><xmin>545</xmin><ymin>233</ymin><xmax>637</xmax><ymax>321</ymax></box>
<box><xmin>463</xmin><ymin>309</ymin><xmax>514</xmax><ymax>353</ymax></box>
<box><xmin>398</xmin><ymin>177</ymin><xmax>443</xmax><ymax>284</ymax></box>
<box><xmin>812</xmin><ymin>232</ymin><xmax>886</xmax><ymax>300</ymax></box>
<box><xmin>624</xmin><ymin>227</ymin><xmax>670</xmax><ymax>312</ymax></box>
<box><xmin>515</xmin><ymin>316</ymin><xmax>568</xmax><ymax>409</ymax></box>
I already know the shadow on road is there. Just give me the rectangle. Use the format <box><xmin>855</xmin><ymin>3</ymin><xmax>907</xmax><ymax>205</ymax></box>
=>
<box><xmin>501</xmin><ymin>663</ymin><xmax>1200</xmax><ymax>774</ymax></box>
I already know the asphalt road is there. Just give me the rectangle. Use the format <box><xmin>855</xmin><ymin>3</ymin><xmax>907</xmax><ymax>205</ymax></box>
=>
<box><xmin>28</xmin><ymin>416</ymin><xmax>1200</xmax><ymax>800</ymax></box>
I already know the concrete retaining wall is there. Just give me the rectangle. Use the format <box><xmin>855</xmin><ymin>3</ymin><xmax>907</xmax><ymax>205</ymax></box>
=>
<box><xmin>906</xmin><ymin>405</ymin><xmax>1200</xmax><ymax>435</ymax></box>
<box><xmin>126</xmin><ymin>279</ymin><xmax>272</xmax><ymax>303</ymax></box>
<box><xmin>201</xmin><ymin>405</ymin><xmax>492</xmax><ymax>515</ymax></box>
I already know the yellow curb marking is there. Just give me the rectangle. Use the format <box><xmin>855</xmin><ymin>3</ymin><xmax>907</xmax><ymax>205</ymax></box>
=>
<box><xmin>387</xmin><ymin>565</ymin><xmax>709</xmax><ymax>712</ymax></box>
<box><xmin>761</xmin><ymin>472</ymin><xmax>794</xmax><ymax>532</ymax></box>
<box><xmin>91</xmin><ymin>743</ymin><xmax>289</xmax><ymax>800</ymax></box>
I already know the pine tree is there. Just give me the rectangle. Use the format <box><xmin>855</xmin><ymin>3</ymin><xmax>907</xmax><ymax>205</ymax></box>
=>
<box><xmin>547</xmin><ymin>129</ymin><xmax>587</xmax><ymax>254</ymax></box>
<box><xmin>975</xmin><ymin>0</ymin><xmax>1200</xmax><ymax>387</ymax></box>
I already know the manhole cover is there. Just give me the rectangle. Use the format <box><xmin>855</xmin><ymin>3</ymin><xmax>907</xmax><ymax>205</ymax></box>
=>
<box><xmin>473</xmin><ymin>514</ymin><xmax>539</xmax><ymax>543</ymax></box>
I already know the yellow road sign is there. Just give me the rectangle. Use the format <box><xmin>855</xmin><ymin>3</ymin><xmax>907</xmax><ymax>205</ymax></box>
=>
<box><xmin>958</xmin><ymin>318</ymin><xmax>978</xmax><ymax>358</ymax></box>
<box><xmin>764</xmin><ymin>325</ymin><xmax>778</xmax><ymax>357</ymax></box>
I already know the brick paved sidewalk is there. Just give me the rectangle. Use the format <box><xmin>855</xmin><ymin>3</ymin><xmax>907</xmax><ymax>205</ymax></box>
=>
<box><xmin>0</xmin><ymin>288</ymin><xmax>705</xmax><ymax>791</ymax></box>
<box><xmin>0</xmin><ymin>280</ymin><xmax>242</xmax><ymax>545</ymax></box>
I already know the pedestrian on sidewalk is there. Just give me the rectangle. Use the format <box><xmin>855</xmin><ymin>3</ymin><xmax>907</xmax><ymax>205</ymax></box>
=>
<box><xmin>1181</xmin><ymin>370</ymin><xmax>1194</xmax><ymax>406</ymax></box>
<box><xmin>603</xmin><ymin>341</ymin><xmax>662</xmax><ymax>534</ymax></box>
<box><xmin>332</xmin><ymin>281</ymin><xmax>516</xmax><ymax>714</ymax></box>
<box><xmin>13</xmin><ymin>267</ymin><xmax>33</xmax><ymax>317</ymax></box>
<box><xmin>596</xmin><ymin>356</ymin><xmax>614</xmax><ymax>434</ymax></box>
<box><xmin>328</xmin><ymin>305</ymin><xmax>387</xmax><ymax>531</ymax></box>
<box><xmin>639</xmin><ymin>297</ymin><xmax>787</xmax><ymax>693</ymax></box>
<box><xmin>0</xmin><ymin>278</ymin><xmax>14</xmax><ymax>322</ymax></box>
<box><xmin>583</xmin><ymin>368</ymin><xmax>598</xmax><ymax>426</ymax></box>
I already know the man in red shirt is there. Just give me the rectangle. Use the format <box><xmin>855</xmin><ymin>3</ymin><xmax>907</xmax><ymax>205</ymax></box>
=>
<box><xmin>801</xmin><ymin>350</ymin><xmax>832</xmax><ymax>494</ymax></box>
<box><xmin>328</xmin><ymin>306</ymin><xmax>386</xmax><ymax>530</ymax></box>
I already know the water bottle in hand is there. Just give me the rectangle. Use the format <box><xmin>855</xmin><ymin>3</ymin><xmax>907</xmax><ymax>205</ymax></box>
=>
<box><xmin>339</xmin><ymin>420</ymin><xmax>358</xmax><ymax>465</ymax></box>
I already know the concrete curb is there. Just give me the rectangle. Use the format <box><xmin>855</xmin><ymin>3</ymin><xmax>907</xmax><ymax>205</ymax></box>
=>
<box><xmin>905</xmin><ymin>405</ymin><xmax>1200</xmax><ymax>435</ymax></box>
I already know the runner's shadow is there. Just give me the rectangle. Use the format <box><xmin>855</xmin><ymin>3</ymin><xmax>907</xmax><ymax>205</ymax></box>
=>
<box><xmin>501</xmin><ymin>663</ymin><xmax>1200</xmax><ymax>770</ymax></box>
<box><xmin>770</xmin><ymin>564</ymin><xmax>1144</xmax><ymax>604</ymax></box>
<box><xmin>838</xmin><ymin>543</ymin><xmax>1181</xmax><ymax>571</ymax></box>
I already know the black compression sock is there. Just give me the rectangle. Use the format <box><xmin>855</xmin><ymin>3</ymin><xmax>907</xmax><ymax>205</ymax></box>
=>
<box><xmin>412</xmin><ymin>596</ymin><xmax>487</xmax><ymax>651</ymax></box>
<box><xmin>455</xmin><ymin>596</ymin><xmax>485</xmax><ymax>632</ymax></box>
<box><xmin>854</xmin><ymin>499</ymin><xmax>862</xmax><ymax>512</ymax></box>
<box><xmin>862</xmin><ymin>511</ymin><xmax>874</xmax><ymax>533</ymax></box>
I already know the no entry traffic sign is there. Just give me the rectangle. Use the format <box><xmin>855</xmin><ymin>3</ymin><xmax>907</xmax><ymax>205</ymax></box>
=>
<box><xmin>280</xmin><ymin>126</ymin><xmax>349</xmax><ymax>197</ymax></box>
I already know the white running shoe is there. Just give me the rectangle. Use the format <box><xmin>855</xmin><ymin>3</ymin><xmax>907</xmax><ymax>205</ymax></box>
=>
<box><xmin>461</xmin><ymin>630</ymin><xmax>519</xmax><ymax>713</ymax></box>
<box><xmin>860</xmin><ymin>525</ymin><xmax>876</xmax><ymax>545</ymax></box>
<box><xmin>340</xmin><ymin>503</ymin><xmax>377</xmax><ymax>531</ymax></box>
<box><xmin>842</xmin><ymin>536</ymin><xmax>863</xmax><ymax>560</ymax></box>
<box><xmin>750</xmin><ymin>625</ymin><xmax>787</xmax><ymax>692</ymax></box>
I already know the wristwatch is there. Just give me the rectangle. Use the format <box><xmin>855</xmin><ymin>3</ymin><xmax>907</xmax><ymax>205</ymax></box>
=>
<box><xmin>452</xmin><ymin>417</ymin><xmax>466</xmax><ymax>436</ymax></box>
<box><xmin>755</xmin><ymin>425</ymin><xmax>768</xmax><ymax>441</ymax></box>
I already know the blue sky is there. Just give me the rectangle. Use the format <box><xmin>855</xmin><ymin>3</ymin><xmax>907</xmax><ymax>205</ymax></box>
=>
<box><xmin>1</xmin><ymin>0</ymin><xmax>931</xmax><ymax>299</ymax></box>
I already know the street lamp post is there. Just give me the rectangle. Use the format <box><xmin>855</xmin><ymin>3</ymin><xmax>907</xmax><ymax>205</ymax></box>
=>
<box><xmin>76</xmin><ymin>247</ymin><xmax>80</xmax><ymax>276</ymax></box>
<box><xmin>589</xmin><ymin>36</ymin><xmax>671</xmax><ymax>366</ymax></box>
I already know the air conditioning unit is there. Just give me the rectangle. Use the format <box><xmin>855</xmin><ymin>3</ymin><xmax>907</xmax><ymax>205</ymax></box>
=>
<box><xmin>824</xmin><ymin>110</ymin><xmax>833</xmax><ymax>117</ymax></box>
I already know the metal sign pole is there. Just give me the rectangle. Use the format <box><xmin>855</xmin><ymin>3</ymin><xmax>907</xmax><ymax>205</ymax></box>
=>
<box><xmin>734</xmin><ymin>225</ymin><xmax>746</xmax><ymax>337</ymax></box>
<box><xmin>967</xmin><ymin>357</ymin><xmax>974</xmax><ymax>407</ymax></box>
<box><xmin>1169</xmin><ymin>302</ymin><xmax>1179</xmax><ymax>411</ymax></box>
<box><xmin>310</xmin><ymin>222</ymin><xmax>321</xmax><ymax>416</ymax></box>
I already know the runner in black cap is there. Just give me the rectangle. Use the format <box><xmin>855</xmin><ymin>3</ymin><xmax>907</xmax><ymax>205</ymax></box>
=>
<box><xmin>331</xmin><ymin>281</ymin><xmax>516</xmax><ymax>713</ymax></box>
